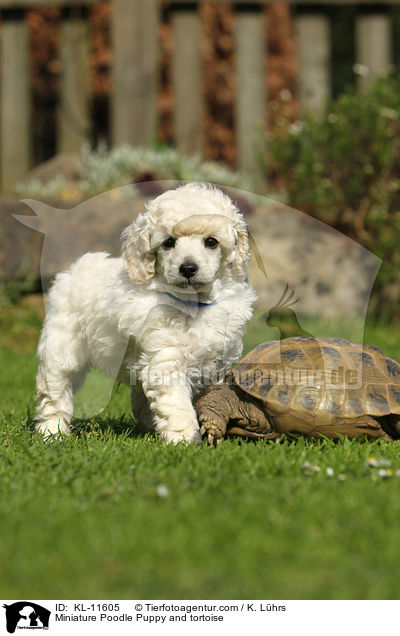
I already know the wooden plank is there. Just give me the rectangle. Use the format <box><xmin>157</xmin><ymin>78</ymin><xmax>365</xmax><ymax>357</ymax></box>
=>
<box><xmin>0</xmin><ymin>8</ymin><xmax>30</xmax><ymax>191</ymax></box>
<box><xmin>112</xmin><ymin>0</ymin><xmax>159</xmax><ymax>146</ymax></box>
<box><xmin>355</xmin><ymin>13</ymin><xmax>391</xmax><ymax>93</ymax></box>
<box><xmin>58</xmin><ymin>6</ymin><xmax>90</xmax><ymax>153</ymax></box>
<box><xmin>235</xmin><ymin>5</ymin><xmax>266</xmax><ymax>177</ymax></box>
<box><xmin>171</xmin><ymin>4</ymin><xmax>203</xmax><ymax>154</ymax></box>
<box><xmin>295</xmin><ymin>13</ymin><xmax>330</xmax><ymax>114</ymax></box>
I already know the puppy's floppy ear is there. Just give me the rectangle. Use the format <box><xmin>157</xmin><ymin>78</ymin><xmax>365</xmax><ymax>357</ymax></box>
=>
<box><xmin>231</xmin><ymin>219</ymin><xmax>250</xmax><ymax>281</ymax></box>
<box><xmin>121</xmin><ymin>213</ymin><xmax>156</xmax><ymax>283</ymax></box>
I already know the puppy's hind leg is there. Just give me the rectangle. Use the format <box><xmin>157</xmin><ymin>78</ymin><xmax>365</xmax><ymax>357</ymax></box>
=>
<box><xmin>35</xmin><ymin>317</ymin><xmax>89</xmax><ymax>438</ymax></box>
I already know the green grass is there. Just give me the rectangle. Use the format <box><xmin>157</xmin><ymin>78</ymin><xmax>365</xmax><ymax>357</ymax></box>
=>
<box><xmin>2</xmin><ymin>298</ymin><xmax>400</xmax><ymax>599</ymax></box>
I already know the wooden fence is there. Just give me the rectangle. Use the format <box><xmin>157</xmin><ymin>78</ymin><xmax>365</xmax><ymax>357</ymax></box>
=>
<box><xmin>0</xmin><ymin>0</ymin><xmax>398</xmax><ymax>191</ymax></box>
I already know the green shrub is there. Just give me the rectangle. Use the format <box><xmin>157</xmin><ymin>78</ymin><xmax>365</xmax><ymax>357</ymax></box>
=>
<box><xmin>0</xmin><ymin>268</ymin><xmax>39</xmax><ymax>307</ymax></box>
<box><xmin>264</xmin><ymin>74</ymin><xmax>400</xmax><ymax>318</ymax></box>
<box><xmin>15</xmin><ymin>144</ymin><xmax>252</xmax><ymax>200</ymax></box>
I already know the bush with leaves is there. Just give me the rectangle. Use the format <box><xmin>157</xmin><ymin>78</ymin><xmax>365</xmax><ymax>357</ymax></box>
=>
<box><xmin>16</xmin><ymin>144</ymin><xmax>252</xmax><ymax>200</ymax></box>
<box><xmin>0</xmin><ymin>268</ymin><xmax>39</xmax><ymax>307</ymax></box>
<box><xmin>264</xmin><ymin>74</ymin><xmax>400</xmax><ymax>318</ymax></box>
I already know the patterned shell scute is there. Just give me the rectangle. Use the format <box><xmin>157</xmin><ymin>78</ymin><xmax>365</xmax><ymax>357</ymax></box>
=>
<box><xmin>233</xmin><ymin>337</ymin><xmax>400</xmax><ymax>417</ymax></box>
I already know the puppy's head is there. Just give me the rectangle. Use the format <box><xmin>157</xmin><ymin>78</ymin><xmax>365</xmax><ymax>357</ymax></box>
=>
<box><xmin>121</xmin><ymin>183</ymin><xmax>249</xmax><ymax>288</ymax></box>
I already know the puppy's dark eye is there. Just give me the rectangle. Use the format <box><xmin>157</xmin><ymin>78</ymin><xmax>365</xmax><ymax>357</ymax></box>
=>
<box><xmin>204</xmin><ymin>237</ymin><xmax>219</xmax><ymax>249</ymax></box>
<box><xmin>162</xmin><ymin>237</ymin><xmax>176</xmax><ymax>249</ymax></box>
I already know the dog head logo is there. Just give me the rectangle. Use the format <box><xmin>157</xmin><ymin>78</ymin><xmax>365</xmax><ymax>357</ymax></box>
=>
<box><xmin>2</xmin><ymin>602</ymin><xmax>50</xmax><ymax>633</ymax></box>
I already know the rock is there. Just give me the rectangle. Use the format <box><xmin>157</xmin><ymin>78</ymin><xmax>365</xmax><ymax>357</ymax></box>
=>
<box><xmin>0</xmin><ymin>187</ymin><xmax>380</xmax><ymax>322</ymax></box>
<box><xmin>20</xmin><ymin>153</ymin><xmax>81</xmax><ymax>185</ymax></box>
<box><xmin>246</xmin><ymin>198</ymin><xmax>380</xmax><ymax>327</ymax></box>
<box><xmin>0</xmin><ymin>196</ymin><xmax>43</xmax><ymax>278</ymax></box>
<box><xmin>0</xmin><ymin>188</ymin><xmax>147</xmax><ymax>283</ymax></box>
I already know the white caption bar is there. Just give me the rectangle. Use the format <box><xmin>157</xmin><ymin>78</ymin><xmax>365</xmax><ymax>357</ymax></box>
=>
<box><xmin>1</xmin><ymin>599</ymin><xmax>398</xmax><ymax>635</ymax></box>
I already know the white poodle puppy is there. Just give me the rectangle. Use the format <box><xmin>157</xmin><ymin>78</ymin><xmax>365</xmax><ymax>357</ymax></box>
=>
<box><xmin>35</xmin><ymin>183</ymin><xmax>256</xmax><ymax>444</ymax></box>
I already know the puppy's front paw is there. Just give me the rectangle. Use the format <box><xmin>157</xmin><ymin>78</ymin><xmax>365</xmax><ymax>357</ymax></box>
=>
<box><xmin>158</xmin><ymin>424</ymin><xmax>202</xmax><ymax>445</ymax></box>
<box><xmin>36</xmin><ymin>419</ymin><xmax>71</xmax><ymax>439</ymax></box>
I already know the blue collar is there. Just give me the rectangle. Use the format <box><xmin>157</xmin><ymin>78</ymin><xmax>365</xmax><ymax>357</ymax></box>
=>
<box><xmin>162</xmin><ymin>291</ymin><xmax>218</xmax><ymax>307</ymax></box>
<box><xmin>160</xmin><ymin>278</ymin><xmax>248</xmax><ymax>308</ymax></box>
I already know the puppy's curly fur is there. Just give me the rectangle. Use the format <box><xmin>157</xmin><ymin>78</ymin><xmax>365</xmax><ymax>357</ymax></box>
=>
<box><xmin>35</xmin><ymin>183</ymin><xmax>256</xmax><ymax>443</ymax></box>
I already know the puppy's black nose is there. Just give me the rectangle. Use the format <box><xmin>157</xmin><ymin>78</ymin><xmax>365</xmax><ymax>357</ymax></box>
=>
<box><xmin>179</xmin><ymin>262</ymin><xmax>198</xmax><ymax>279</ymax></box>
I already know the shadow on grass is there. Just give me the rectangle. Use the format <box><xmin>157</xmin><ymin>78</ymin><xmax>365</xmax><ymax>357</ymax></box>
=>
<box><xmin>23</xmin><ymin>409</ymin><xmax>397</xmax><ymax>448</ymax></box>
<box><xmin>71</xmin><ymin>415</ymin><xmax>146</xmax><ymax>439</ymax></box>
<box><xmin>23</xmin><ymin>407</ymin><xmax>150</xmax><ymax>440</ymax></box>
<box><xmin>22</xmin><ymin>397</ymin><xmax>399</xmax><ymax>448</ymax></box>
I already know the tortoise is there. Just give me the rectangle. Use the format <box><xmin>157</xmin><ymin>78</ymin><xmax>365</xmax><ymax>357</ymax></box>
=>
<box><xmin>196</xmin><ymin>337</ymin><xmax>400</xmax><ymax>444</ymax></box>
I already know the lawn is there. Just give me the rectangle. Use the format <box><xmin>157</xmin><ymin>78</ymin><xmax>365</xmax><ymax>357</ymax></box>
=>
<box><xmin>1</xmin><ymin>296</ymin><xmax>400</xmax><ymax>599</ymax></box>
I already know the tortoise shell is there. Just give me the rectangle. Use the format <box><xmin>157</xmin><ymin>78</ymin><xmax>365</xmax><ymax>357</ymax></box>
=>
<box><xmin>232</xmin><ymin>337</ymin><xmax>400</xmax><ymax>420</ymax></box>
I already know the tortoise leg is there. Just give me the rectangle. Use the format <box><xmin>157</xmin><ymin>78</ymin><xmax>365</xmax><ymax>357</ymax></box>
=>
<box><xmin>196</xmin><ymin>382</ymin><xmax>239</xmax><ymax>445</ymax></box>
<box><xmin>309</xmin><ymin>415</ymin><xmax>391</xmax><ymax>441</ymax></box>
